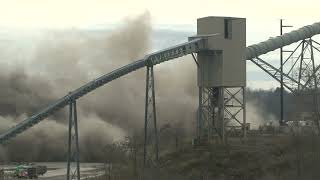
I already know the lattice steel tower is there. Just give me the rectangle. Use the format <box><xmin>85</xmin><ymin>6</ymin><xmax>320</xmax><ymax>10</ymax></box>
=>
<box><xmin>67</xmin><ymin>98</ymin><xmax>80</xmax><ymax>180</ymax></box>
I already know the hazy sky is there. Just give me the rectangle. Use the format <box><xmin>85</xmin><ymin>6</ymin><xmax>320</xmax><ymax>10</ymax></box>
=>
<box><xmin>0</xmin><ymin>0</ymin><xmax>319</xmax><ymax>28</ymax></box>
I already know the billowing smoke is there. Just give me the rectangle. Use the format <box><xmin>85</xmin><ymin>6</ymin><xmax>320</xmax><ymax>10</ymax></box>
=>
<box><xmin>0</xmin><ymin>12</ymin><xmax>199</xmax><ymax>162</ymax></box>
<box><xmin>0</xmin><ymin>12</ymin><xmax>151</xmax><ymax>162</ymax></box>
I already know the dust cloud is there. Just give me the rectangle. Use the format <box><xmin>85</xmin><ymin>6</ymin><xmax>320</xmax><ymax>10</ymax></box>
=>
<box><xmin>0</xmin><ymin>12</ymin><xmax>151</xmax><ymax>162</ymax></box>
<box><xmin>247</xmin><ymin>100</ymin><xmax>279</xmax><ymax>129</ymax></box>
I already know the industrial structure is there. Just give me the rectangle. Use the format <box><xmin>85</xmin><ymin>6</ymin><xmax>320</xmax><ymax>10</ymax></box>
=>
<box><xmin>0</xmin><ymin>16</ymin><xmax>320</xmax><ymax>180</ymax></box>
<box><xmin>191</xmin><ymin>17</ymin><xmax>246</xmax><ymax>143</ymax></box>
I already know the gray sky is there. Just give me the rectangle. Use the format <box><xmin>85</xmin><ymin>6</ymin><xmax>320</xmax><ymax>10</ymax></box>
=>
<box><xmin>0</xmin><ymin>0</ymin><xmax>319</xmax><ymax>28</ymax></box>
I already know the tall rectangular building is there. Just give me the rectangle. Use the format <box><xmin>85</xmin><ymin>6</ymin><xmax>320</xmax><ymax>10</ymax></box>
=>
<box><xmin>196</xmin><ymin>16</ymin><xmax>246</xmax><ymax>87</ymax></box>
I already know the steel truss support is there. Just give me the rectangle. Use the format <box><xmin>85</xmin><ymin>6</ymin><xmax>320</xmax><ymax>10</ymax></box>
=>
<box><xmin>309</xmin><ymin>40</ymin><xmax>320</xmax><ymax>133</ymax></box>
<box><xmin>224</xmin><ymin>87</ymin><xmax>247</xmax><ymax>139</ymax></box>
<box><xmin>143</xmin><ymin>66</ymin><xmax>159</xmax><ymax>167</ymax></box>
<box><xmin>249</xmin><ymin>38</ymin><xmax>320</xmax><ymax>93</ymax></box>
<box><xmin>67</xmin><ymin>99</ymin><xmax>80</xmax><ymax>180</ymax></box>
<box><xmin>249</xmin><ymin>57</ymin><xmax>300</xmax><ymax>92</ymax></box>
<box><xmin>197</xmin><ymin>87</ymin><xmax>246</xmax><ymax>143</ymax></box>
<box><xmin>286</xmin><ymin>38</ymin><xmax>320</xmax><ymax>133</ymax></box>
<box><xmin>197</xmin><ymin>87</ymin><xmax>220</xmax><ymax>140</ymax></box>
<box><xmin>299</xmin><ymin>39</ymin><xmax>320</xmax><ymax>91</ymax></box>
<box><xmin>251</xmin><ymin>37</ymin><xmax>320</xmax><ymax>131</ymax></box>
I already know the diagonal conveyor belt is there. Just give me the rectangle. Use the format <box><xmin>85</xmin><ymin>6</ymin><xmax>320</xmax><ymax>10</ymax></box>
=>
<box><xmin>1</xmin><ymin>21</ymin><xmax>320</xmax><ymax>144</ymax></box>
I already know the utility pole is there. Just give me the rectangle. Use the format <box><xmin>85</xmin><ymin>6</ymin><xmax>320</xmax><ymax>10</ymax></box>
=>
<box><xmin>280</xmin><ymin>19</ymin><xmax>293</xmax><ymax>126</ymax></box>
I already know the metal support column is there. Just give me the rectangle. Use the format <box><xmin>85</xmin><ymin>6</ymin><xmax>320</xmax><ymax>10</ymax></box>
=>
<box><xmin>298</xmin><ymin>40</ymin><xmax>305</xmax><ymax>91</ymax></box>
<box><xmin>309</xmin><ymin>40</ymin><xmax>320</xmax><ymax>133</ymax></box>
<box><xmin>219</xmin><ymin>88</ymin><xmax>225</xmax><ymax>143</ymax></box>
<box><xmin>280</xmin><ymin>19</ymin><xmax>293</xmax><ymax>126</ymax></box>
<box><xmin>197</xmin><ymin>86</ymin><xmax>202</xmax><ymax>139</ymax></box>
<box><xmin>242</xmin><ymin>87</ymin><xmax>247</xmax><ymax>139</ymax></box>
<box><xmin>280</xmin><ymin>19</ymin><xmax>284</xmax><ymax>126</ymax></box>
<box><xmin>143</xmin><ymin>66</ymin><xmax>159</xmax><ymax>167</ymax></box>
<box><xmin>67</xmin><ymin>99</ymin><xmax>80</xmax><ymax>180</ymax></box>
<box><xmin>197</xmin><ymin>87</ymin><xmax>217</xmax><ymax>141</ymax></box>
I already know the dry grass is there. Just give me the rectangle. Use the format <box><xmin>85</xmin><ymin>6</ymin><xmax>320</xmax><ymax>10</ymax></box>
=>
<box><xmin>94</xmin><ymin>135</ymin><xmax>320</xmax><ymax>180</ymax></box>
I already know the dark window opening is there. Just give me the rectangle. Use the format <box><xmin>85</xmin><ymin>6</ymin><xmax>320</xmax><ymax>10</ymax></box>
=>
<box><xmin>224</xmin><ymin>19</ymin><xmax>232</xmax><ymax>39</ymax></box>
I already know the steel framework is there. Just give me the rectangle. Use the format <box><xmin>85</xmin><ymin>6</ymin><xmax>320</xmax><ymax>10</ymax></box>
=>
<box><xmin>143</xmin><ymin>65</ymin><xmax>159</xmax><ymax>167</ymax></box>
<box><xmin>67</xmin><ymin>99</ymin><xmax>80</xmax><ymax>180</ymax></box>
<box><xmin>224</xmin><ymin>87</ymin><xmax>246</xmax><ymax>139</ymax></box>
<box><xmin>198</xmin><ymin>87</ymin><xmax>223</xmax><ymax>141</ymax></box>
<box><xmin>250</xmin><ymin>38</ymin><xmax>320</xmax><ymax>131</ymax></box>
<box><xmin>249</xmin><ymin>39</ymin><xmax>320</xmax><ymax>92</ymax></box>
<box><xmin>197</xmin><ymin>87</ymin><xmax>246</xmax><ymax>143</ymax></box>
